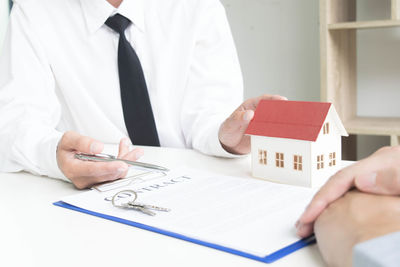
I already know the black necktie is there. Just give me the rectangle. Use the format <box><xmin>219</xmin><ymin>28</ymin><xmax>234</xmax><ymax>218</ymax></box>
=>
<box><xmin>105</xmin><ymin>14</ymin><xmax>160</xmax><ymax>146</ymax></box>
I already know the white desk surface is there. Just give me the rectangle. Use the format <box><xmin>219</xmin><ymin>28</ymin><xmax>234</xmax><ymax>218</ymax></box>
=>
<box><xmin>0</xmin><ymin>146</ymin><xmax>326</xmax><ymax>267</ymax></box>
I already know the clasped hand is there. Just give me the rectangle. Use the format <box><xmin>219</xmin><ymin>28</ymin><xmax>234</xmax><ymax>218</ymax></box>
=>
<box><xmin>297</xmin><ymin>146</ymin><xmax>400</xmax><ymax>266</ymax></box>
<box><xmin>297</xmin><ymin>146</ymin><xmax>400</xmax><ymax>237</ymax></box>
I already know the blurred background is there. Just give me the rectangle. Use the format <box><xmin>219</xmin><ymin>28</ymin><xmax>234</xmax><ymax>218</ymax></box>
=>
<box><xmin>1</xmin><ymin>0</ymin><xmax>399</xmax><ymax>159</ymax></box>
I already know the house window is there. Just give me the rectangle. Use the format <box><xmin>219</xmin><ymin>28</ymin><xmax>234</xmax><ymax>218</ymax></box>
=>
<box><xmin>323</xmin><ymin>122</ymin><xmax>330</xmax><ymax>134</ymax></box>
<box><xmin>317</xmin><ymin>155</ymin><xmax>324</xmax><ymax>169</ymax></box>
<box><xmin>329</xmin><ymin>152</ymin><xmax>336</xmax><ymax>167</ymax></box>
<box><xmin>276</xmin><ymin>152</ymin><xmax>284</xmax><ymax>168</ymax></box>
<box><xmin>293</xmin><ymin>155</ymin><xmax>303</xmax><ymax>171</ymax></box>
<box><xmin>258</xmin><ymin>149</ymin><xmax>267</xmax><ymax>165</ymax></box>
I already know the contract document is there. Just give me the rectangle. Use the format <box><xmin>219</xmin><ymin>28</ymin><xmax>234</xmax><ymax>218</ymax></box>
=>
<box><xmin>56</xmin><ymin>168</ymin><xmax>320</xmax><ymax>263</ymax></box>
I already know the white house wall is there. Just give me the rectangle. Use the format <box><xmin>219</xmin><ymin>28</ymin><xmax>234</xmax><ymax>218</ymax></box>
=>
<box><xmin>310</xmin><ymin>109</ymin><xmax>343</xmax><ymax>187</ymax></box>
<box><xmin>251</xmin><ymin>135</ymin><xmax>312</xmax><ymax>187</ymax></box>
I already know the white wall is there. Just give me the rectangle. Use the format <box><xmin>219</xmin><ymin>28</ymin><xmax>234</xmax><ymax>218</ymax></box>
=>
<box><xmin>357</xmin><ymin>0</ymin><xmax>400</xmax><ymax>118</ymax></box>
<box><xmin>0</xmin><ymin>0</ymin><xmax>9</xmax><ymax>53</ymax></box>
<box><xmin>221</xmin><ymin>0</ymin><xmax>320</xmax><ymax>101</ymax></box>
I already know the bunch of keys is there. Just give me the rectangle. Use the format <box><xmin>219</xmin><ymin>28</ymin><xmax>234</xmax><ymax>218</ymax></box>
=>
<box><xmin>111</xmin><ymin>190</ymin><xmax>171</xmax><ymax>216</ymax></box>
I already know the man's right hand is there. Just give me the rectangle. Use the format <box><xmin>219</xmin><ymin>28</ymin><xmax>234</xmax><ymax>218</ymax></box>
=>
<box><xmin>56</xmin><ymin>131</ymin><xmax>144</xmax><ymax>189</ymax></box>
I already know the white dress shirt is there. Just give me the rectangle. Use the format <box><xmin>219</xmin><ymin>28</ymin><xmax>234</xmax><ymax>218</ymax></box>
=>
<box><xmin>0</xmin><ymin>0</ymin><xmax>243</xmax><ymax>180</ymax></box>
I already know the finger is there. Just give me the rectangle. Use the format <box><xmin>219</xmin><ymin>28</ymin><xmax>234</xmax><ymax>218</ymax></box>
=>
<box><xmin>121</xmin><ymin>148</ymin><xmax>145</xmax><ymax>161</ymax></box>
<box><xmin>227</xmin><ymin>109</ymin><xmax>254</xmax><ymax>131</ymax></box>
<box><xmin>228</xmin><ymin>94</ymin><xmax>286</xmax><ymax>131</ymax></box>
<box><xmin>219</xmin><ymin>109</ymin><xmax>254</xmax><ymax>148</ymax></box>
<box><xmin>296</xmin><ymin>221</ymin><xmax>314</xmax><ymax>238</ymax></box>
<box><xmin>233</xmin><ymin>109</ymin><xmax>254</xmax><ymax>123</ymax></box>
<box><xmin>354</xmin><ymin>147</ymin><xmax>400</xmax><ymax>195</ymax></box>
<box><xmin>59</xmin><ymin>131</ymin><xmax>104</xmax><ymax>154</ymax></box>
<box><xmin>296</xmin><ymin>155</ymin><xmax>385</xmax><ymax>237</ymax></box>
<box><xmin>296</xmin><ymin>170</ymin><xmax>359</xmax><ymax>238</ymax></box>
<box><xmin>265</xmin><ymin>94</ymin><xmax>288</xmax><ymax>101</ymax></box>
<box><xmin>243</xmin><ymin>94</ymin><xmax>288</xmax><ymax>110</ymax></box>
<box><xmin>299</xmin><ymin>170</ymin><xmax>355</xmax><ymax>223</ymax></box>
<box><xmin>355</xmin><ymin>170</ymin><xmax>400</xmax><ymax>195</ymax></box>
<box><xmin>118</xmin><ymin>138</ymin><xmax>131</xmax><ymax>158</ymax></box>
<box><xmin>296</xmin><ymin>146</ymin><xmax>400</xmax><ymax>237</ymax></box>
<box><xmin>73</xmin><ymin>169</ymin><xmax>126</xmax><ymax>189</ymax></box>
<box><xmin>118</xmin><ymin>148</ymin><xmax>145</xmax><ymax>178</ymax></box>
<box><xmin>256</xmin><ymin>94</ymin><xmax>288</xmax><ymax>102</ymax></box>
<box><xmin>68</xmin><ymin>159</ymin><xmax>128</xmax><ymax>179</ymax></box>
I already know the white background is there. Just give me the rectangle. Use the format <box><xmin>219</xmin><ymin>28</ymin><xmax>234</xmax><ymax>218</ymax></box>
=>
<box><xmin>1</xmin><ymin>0</ymin><xmax>399</xmax><ymax>159</ymax></box>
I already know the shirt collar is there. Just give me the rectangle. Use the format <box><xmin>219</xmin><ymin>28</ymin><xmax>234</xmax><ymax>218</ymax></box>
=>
<box><xmin>80</xmin><ymin>0</ymin><xmax>145</xmax><ymax>34</ymax></box>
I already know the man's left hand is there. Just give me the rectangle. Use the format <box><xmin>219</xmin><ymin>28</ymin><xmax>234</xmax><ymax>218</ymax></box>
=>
<box><xmin>218</xmin><ymin>94</ymin><xmax>287</xmax><ymax>155</ymax></box>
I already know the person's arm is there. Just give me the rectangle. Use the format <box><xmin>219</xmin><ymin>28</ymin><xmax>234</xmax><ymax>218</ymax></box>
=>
<box><xmin>181</xmin><ymin>0</ymin><xmax>286</xmax><ymax>157</ymax></box>
<box><xmin>313</xmin><ymin>191</ymin><xmax>400</xmax><ymax>267</ymax></box>
<box><xmin>297</xmin><ymin>146</ymin><xmax>400</xmax><ymax>237</ymax></box>
<box><xmin>353</xmin><ymin>231</ymin><xmax>400</xmax><ymax>267</ymax></box>
<box><xmin>180</xmin><ymin>0</ymin><xmax>242</xmax><ymax>157</ymax></box>
<box><xmin>0</xmin><ymin>3</ymin><xmax>140</xmax><ymax>188</ymax></box>
<box><xmin>0</xmin><ymin>4</ymin><xmax>65</xmax><ymax>179</ymax></box>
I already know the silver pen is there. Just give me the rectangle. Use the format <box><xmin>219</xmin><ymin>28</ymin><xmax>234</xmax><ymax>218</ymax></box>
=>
<box><xmin>74</xmin><ymin>153</ymin><xmax>169</xmax><ymax>172</ymax></box>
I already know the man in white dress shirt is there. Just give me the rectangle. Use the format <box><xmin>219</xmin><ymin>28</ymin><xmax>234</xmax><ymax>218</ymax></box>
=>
<box><xmin>0</xmin><ymin>0</ymin><xmax>285</xmax><ymax>188</ymax></box>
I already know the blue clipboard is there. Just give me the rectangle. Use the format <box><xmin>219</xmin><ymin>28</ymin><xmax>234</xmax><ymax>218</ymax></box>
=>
<box><xmin>54</xmin><ymin>201</ymin><xmax>316</xmax><ymax>263</ymax></box>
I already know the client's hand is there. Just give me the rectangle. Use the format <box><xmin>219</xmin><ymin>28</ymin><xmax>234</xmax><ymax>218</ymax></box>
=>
<box><xmin>297</xmin><ymin>146</ymin><xmax>400</xmax><ymax>238</ymax></box>
<box><xmin>56</xmin><ymin>131</ymin><xmax>144</xmax><ymax>189</ymax></box>
<box><xmin>314</xmin><ymin>190</ymin><xmax>400</xmax><ymax>267</ymax></box>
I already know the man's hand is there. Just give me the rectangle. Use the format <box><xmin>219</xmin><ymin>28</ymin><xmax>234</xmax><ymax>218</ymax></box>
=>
<box><xmin>314</xmin><ymin>191</ymin><xmax>400</xmax><ymax>267</ymax></box>
<box><xmin>297</xmin><ymin>146</ymin><xmax>400</xmax><ymax>238</ymax></box>
<box><xmin>218</xmin><ymin>94</ymin><xmax>287</xmax><ymax>154</ymax></box>
<box><xmin>57</xmin><ymin>131</ymin><xmax>144</xmax><ymax>189</ymax></box>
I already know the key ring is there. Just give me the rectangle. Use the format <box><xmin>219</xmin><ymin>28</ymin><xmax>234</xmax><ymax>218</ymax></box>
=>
<box><xmin>111</xmin><ymin>189</ymin><xmax>171</xmax><ymax>216</ymax></box>
<box><xmin>112</xmin><ymin>189</ymin><xmax>137</xmax><ymax>208</ymax></box>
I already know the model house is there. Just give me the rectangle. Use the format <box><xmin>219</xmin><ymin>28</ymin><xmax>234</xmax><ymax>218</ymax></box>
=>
<box><xmin>246</xmin><ymin>100</ymin><xmax>348</xmax><ymax>187</ymax></box>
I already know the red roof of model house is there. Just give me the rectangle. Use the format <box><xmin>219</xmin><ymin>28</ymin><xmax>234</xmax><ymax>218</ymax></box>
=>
<box><xmin>245</xmin><ymin>100</ymin><xmax>348</xmax><ymax>141</ymax></box>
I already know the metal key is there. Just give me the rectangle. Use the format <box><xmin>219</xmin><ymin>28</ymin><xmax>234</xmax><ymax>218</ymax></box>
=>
<box><xmin>112</xmin><ymin>189</ymin><xmax>171</xmax><ymax>216</ymax></box>
<box><xmin>128</xmin><ymin>204</ymin><xmax>157</xmax><ymax>216</ymax></box>
<box><xmin>132</xmin><ymin>202</ymin><xmax>171</xmax><ymax>212</ymax></box>
<box><xmin>117</xmin><ymin>202</ymin><xmax>157</xmax><ymax>216</ymax></box>
<box><xmin>127</xmin><ymin>202</ymin><xmax>170</xmax><ymax>216</ymax></box>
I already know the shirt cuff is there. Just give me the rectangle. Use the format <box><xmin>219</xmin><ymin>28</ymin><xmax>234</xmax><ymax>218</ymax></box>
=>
<box><xmin>353</xmin><ymin>231</ymin><xmax>400</xmax><ymax>267</ymax></box>
<box><xmin>37</xmin><ymin>130</ymin><xmax>69</xmax><ymax>182</ymax></box>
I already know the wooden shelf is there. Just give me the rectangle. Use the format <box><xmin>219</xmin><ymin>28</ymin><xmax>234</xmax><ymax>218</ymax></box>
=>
<box><xmin>344</xmin><ymin>117</ymin><xmax>400</xmax><ymax>135</ymax></box>
<box><xmin>321</xmin><ymin>0</ymin><xmax>400</xmax><ymax>152</ymax></box>
<box><xmin>321</xmin><ymin>0</ymin><xmax>400</xmax><ymax>153</ymax></box>
<box><xmin>329</xmin><ymin>20</ymin><xmax>400</xmax><ymax>30</ymax></box>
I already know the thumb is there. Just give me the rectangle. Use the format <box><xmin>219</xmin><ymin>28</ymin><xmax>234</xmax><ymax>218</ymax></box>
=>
<box><xmin>229</xmin><ymin>109</ymin><xmax>255</xmax><ymax>128</ymax></box>
<box><xmin>59</xmin><ymin>131</ymin><xmax>104</xmax><ymax>154</ymax></box>
<box><xmin>219</xmin><ymin>109</ymin><xmax>254</xmax><ymax>146</ymax></box>
<box><xmin>355</xmin><ymin>171</ymin><xmax>400</xmax><ymax>195</ymax></box>
<box><xmin>234</xmin><ymin>109</ymin><xmax>255</xmax><ymax>126</ymax></box>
